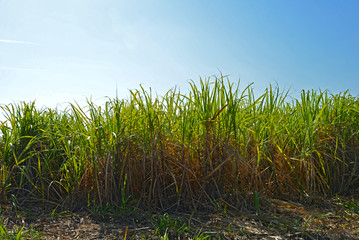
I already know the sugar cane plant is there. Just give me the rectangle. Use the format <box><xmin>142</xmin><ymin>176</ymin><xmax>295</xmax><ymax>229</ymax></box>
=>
<box><xmin>0</xmin><ymin>76</ymin><xmax>358</xmax><ymax>211</ymax></box>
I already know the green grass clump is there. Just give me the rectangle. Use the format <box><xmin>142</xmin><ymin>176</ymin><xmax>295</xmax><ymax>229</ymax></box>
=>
<box><xmin>0</xmin><ymin>76</ymin><xmax>358</xmax><ymax>211</ymax></box>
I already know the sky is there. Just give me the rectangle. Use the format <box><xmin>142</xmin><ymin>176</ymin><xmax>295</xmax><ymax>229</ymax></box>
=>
<box><xmin>0</xmin><ymin>0</ymin><xmax>358</xmax><ymax>111</ymax></box>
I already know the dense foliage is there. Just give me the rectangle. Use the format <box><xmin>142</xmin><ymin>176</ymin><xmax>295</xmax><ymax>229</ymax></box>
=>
<box><xmin>1</xmin><ymin>77</ymin><xmax>358</xmax><ymax>211</ymax></box>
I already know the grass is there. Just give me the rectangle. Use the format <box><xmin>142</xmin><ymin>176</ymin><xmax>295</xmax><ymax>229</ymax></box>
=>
<box><xmin>152</xmin><ymin>213</ymin><xmax>189</xmax><ymax>238</ymax></box>
<box><xmin>0</xmin><ymin>75</ymin><xmax>358</xmax><ymax>214</ymax></box>
<box><xmin>0</xmin><ymin>212</ymin><xmax>41</xmax><ymax>240</ymax></box>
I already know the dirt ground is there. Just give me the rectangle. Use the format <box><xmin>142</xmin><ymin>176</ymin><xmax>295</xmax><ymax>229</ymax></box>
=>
<box><xmin>1</xmin><ymin>196</ymin><xmax>358</xmax><ymax>239</ymax></box>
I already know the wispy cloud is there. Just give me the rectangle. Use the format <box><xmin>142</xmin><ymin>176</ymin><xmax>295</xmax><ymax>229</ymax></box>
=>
<box><xmin>0</xmin><ymin>39</ymin><xmax>38</xmax><ymax>45</ymax></box>
<box><xmin>0</xmin><ymin>66</ymin><xmax>41</xmax><ymax>72</ymax></box>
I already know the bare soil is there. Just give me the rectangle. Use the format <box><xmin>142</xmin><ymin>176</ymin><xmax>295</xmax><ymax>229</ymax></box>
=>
<box><xmin>1</xmin><ymin>196</ymin><xmax>358</xmax><ymax>239</ymax></box>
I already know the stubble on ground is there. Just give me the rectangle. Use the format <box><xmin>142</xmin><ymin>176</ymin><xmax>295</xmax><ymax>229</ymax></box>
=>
<box><xmin>1</xmin><ymin>196</ymin><xmax>358</xmax><ymax>239</ymax></box>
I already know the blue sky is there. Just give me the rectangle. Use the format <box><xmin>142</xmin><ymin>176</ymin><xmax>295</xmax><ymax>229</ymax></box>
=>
<box><xmin>1</xmin><ymin>0</ymin><xmax>358</xmax><ymax>110</ymax></box>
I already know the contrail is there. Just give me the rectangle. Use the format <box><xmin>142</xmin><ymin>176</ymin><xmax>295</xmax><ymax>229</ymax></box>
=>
<box><xmin>0</xmin><ymin>39</ymin><xmax>38</xmax><ymax>45</ymax></box>
<box><xmin>0</xmin><ymin>66</ymin><xmax>38</xmax><ymax>71</ymax></box>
